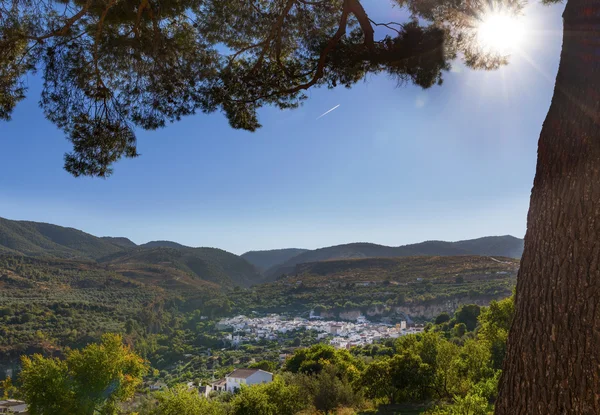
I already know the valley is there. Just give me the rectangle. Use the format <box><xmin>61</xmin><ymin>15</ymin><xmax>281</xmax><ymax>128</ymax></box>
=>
<box><xmin>0</xmin><ymin>216</ymin><xmax>519</xmax><ymax>390</ymax></box>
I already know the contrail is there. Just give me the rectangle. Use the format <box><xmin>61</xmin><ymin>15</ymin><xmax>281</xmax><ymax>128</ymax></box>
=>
<box><xmin>316</xmin><ymin>104</ymin><xmax>340</xmax><ymax>119</ymax></box>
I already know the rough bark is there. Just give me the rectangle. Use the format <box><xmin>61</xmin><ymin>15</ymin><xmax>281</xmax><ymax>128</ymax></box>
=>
<box><xmin>495</xmin><ymin>0</ymin><xmax>600</xmax><ymax>413</ymax></box>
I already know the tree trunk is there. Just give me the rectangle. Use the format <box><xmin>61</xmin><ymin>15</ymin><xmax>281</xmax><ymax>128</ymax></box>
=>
<box><xmin>495</xmin><ymin>1</ymin><xmax>600</xmax><ymax>413</ymax></box>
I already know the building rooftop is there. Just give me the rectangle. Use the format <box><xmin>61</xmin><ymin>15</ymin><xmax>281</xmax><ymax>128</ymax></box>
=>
<box><xmin>227</xmin><ymin>368</ymin><xmax>271</xmax><ymax>379</ymax></box>
<box><xmin>0</xmin><ymin>399</ymin><xmax>28</xmax><ymax>414</ymax></box>
<box><xmin>211</xmin><ymin>378</ymin><xmax>226</xmax><ymax>387</ymax></box>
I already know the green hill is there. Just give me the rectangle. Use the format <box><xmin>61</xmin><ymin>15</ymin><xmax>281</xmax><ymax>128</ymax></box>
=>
<box><xmin>264</xmin><ymin>236</ymin><xmax>523</xmax><ymax>278</ymax></box>
<box><xmin>139</xmin><ymin>240</ymin><xmax>192</xmax><ymax>249</ymax></box>
<box><xmin>101</xmin><ymin>247</ymin><xmax>264</xmax><ymax>287</ymax></box>
<box><xmin>100</xmin><ymin>236</ymin><xmax>138</xmax><ymax>248</ymax></box>
<box><xmin>0</xmin><ymin>255</ymin><xmax>222</xmax><ymax>359</ymax></box>
<box><xmin>231</xmin><ymin>255</ymin><xmax>519</xmax><ymax>317</ymax></box>
<box><xmin>241</xmin><ymin>248</ymin><xmax>309</xmax><ymax>272</ymax></box>
<box><xmin>293</xmin><ymin>255</ymin><xmax>519</xmax><ymax>282</ymax></box>
<box><xmin>451</xmin><ymin>235</ymin><xmax>524</xmax><ymax>258</ymax></box>
<box><xmin>0</xmin><ymin>217</ymin><xmax>264</xmax><ymax>288</ymax></box>
<box><xmin>0</xmin><ymin>217</ymin><xmax>124</xmax><ymax>259</ymax></box>
<box><xmin>0</xmin><ymin>216</ymin><xmax>523</xmax><ymax>289</ymax></box>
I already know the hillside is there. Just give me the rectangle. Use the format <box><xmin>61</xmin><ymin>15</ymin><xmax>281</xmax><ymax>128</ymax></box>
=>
<box><xmin>292</xmin><ymin>255</ymin><xmax>519</xmax><ymax>283</ymax></box>
<box><xmin>139</xmin><ymin>240</ymin><xmax>192</xmax><ymax>249</ymax></box>
<box><xmin>451</xmin><ymin>235</ymin><xmax>524</xmax><ymax>258</ymax></box>
<box><xmin>0</xmin><ymin>255</ymin><xmax>224</xmax><ymax>359</ymax></box>
<box><xmin>100</xmin><ymin>236</ymin><xmax>137</xmax><ymax>248</ymax></box>
<box><xmin>0</xmin><ymin>217</ymin><xmax>264</xmax><ymax>289</ymax></box>
<box><xmin>0</xmin><ymin>216</ymin><xmax>522</xmax><ymax>289</ymax></box>
<box><xmin>264</xmin><ymin>236</ymin><xmax>524</xmax><ymax>278</ymax></box>
<box><xmin>241</xmin><ymin>248</ymin><xmax>309</xmax><ymax>272</ymax></box>
<box><xmin>231</xmin><ymin>255</ymin><xmax>519</xmax><ymax>319</ymax></box>
<box><xmin>0</xmin><ymin>217</ymin><xmax>125</xmax><ymax>259</ymax></box>
<box><xmin>101</xmin><ymin>247</ymin><xmax>264</xmax><ymax>287</ymax></box>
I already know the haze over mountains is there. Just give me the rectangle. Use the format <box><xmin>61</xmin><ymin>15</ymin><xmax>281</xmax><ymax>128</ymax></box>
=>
<box><xmin>0</xmin><ymin>216</ymin><xmax>524</xmax><ymax>288</ymax></box>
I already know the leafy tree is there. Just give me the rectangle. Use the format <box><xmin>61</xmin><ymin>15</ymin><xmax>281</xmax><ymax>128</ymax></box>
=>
<box><xmin>285</xmin><ymin>343</ymin><xmax>363</xmax><ymax>380</ymax></box>
<box><xmin>456</xmin><ymin>339</ymin><xmax>494</xmax><ymax>386</ymax></box>
<box><xmin>360</xmin><ymin>357</ymin><xmax>396</xmax><ymax>403</ymax></box>
<box><xmin>18</xmin><ymin>354</ymin><xmax>74</xmax><ymax>415</ymax></box>
<box><xmin>1</xmin><ymin>0</ymin><xmax>513</xmax><ymax>176</ymax></box>
<box><xmin>0</xmin><ymin>376</ymin><xmax>18</xmax><ymax>399</ymax></box>
<box><xmin>435</xmin><ymin>312</ymin><xmax>451</xmax><ymax>325</ymax></box>
<box><xmin>479</xmin><ymin>297</ymin><xmax>514</xmax><ymax>336</ymax></box>
<box><xmin>147</xmin><ymin>384</ymin><xmax>226</xmax><ymax>415</ymax></box>
<box><xmin>454</xmin><ymin>304</ymin><xmax>481</xmax><ymax>332</ymax></box>
<box><xmin>434</xmin><ymin>339</ymin><xmax>461</xmax><ymax>399</ymax></box>
<box><xmin>248</xmin><ymin>360</ymin><xmax>277</xmax><ymax>372</ymax></box>
<box><xmin>231</xmin><ymin>377</ymin><xmax>305</xmax><ymax>415</ymax></box>
<box><xmin>19</xmin><ymin>333</ymin><xmax>148</xmax><ymax>415</ymax></box>
<box><xmin>230</xmin><ymin>385</ymin><xmax>276</xmax><ymax>415</ymax></box>
<box><xmin>453</xmin><ymin>323</ymin><xmax>467</xmax><ymax>338</ymax></box>
<box><xmin>296</xmin><ymin>364</ymin><xmax>360</xmax><ymax>414</ymax></box>
<box><xmin>388</xmin><ymin>350</ymin><xmax>435</xmax><ymax>402</ymax></box>
<box><xmin>263</xmin><ymin>376</ymin><xmax>308</xmax><ymax>415</ymax></box>
<box><xmin>478</xmin><ymin>296</ymin><xmax>514</xmax><ymax>369</ymax></box>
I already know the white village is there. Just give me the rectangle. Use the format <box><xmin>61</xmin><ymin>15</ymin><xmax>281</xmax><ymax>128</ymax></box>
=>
<box><xmin>216</xmin><ymin>313</ymin><xmax>425</xmax><ymax>350</ymax></box>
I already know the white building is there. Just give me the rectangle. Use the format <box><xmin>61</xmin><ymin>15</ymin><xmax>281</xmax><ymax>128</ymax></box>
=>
<box><xmin>0</xmin><ymin>400</ymin><xmax>28</xmax><ymax>414</ymax></box>
<box><xmin>225</xmin><ymin>369</ymin><xmax>273</xmax><ymax>393</ymax></box>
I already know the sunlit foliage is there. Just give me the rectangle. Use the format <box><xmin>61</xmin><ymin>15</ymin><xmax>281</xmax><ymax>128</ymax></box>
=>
<box><xmin>19</xmin><ymin>334</ymin><xmax>148</xmax><ymax>415</ymax></box>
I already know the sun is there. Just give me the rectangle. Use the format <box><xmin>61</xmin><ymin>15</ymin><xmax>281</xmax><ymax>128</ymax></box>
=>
<box><xmin>477</xmin><ymin>10</ymin><xmax>525</xmax><ymax>54</ymax></box>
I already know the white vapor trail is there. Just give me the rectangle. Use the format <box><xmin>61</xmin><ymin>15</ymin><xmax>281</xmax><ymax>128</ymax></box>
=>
<box><xmin>316</xmin><ymin>104</ymin><xmax>340</xmax><ymax>119</ymax></box>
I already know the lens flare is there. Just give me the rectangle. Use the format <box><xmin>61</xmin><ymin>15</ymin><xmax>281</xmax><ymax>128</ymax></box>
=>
<box><xmin>477</xmin><ymin>10</ymin><xmax>525</xmax><ymax>54</ymax></box>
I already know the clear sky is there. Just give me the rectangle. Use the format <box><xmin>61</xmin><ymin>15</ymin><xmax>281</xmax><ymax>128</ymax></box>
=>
<box><xmin>0</xmin><ymin>1</ymin><xmax>565</xmax><ymax>255</ymax></box>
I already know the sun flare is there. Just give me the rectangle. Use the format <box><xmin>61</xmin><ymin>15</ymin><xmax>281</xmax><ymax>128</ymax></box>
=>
<box><xmin>477</xmin><ymin>10</ymin><xmax>525</xmax><ymax>55</ymax></box>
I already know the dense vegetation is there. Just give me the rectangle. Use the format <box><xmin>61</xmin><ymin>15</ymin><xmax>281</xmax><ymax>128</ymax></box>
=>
<box><xmin>100</xmin><ymin>247</ymin><xmax>264</xmax><ymax>288</ymax></box>
<box><xmin>0</xmin><ymin>256</ymin><xmax>169</xmax><ymax>359</ymax></box>
<box><xmin>259</xmin><ymin>236</ymin><xmax>523</xmax><ymax>279</ymax></box>
<box><xmin>18</xmin><ymin>334</ymin><xmax>148</xmax><ymax>415</ymax></box>
<box><xmin>230</xmin><ymin>256</ymin><xmax>517</xmax><ymax>319</ymax></box>
<box><xmin>0</xmin><ymin>216</ymin><xmax>266</xmax><ymax>288</ymax></box>
<box><xmin>0</xmin><ymin>251</ymin><xmax>517</xmax><ymax>375</ymax></box>
<box><xmin>2</xmin><ymin>297</ymin><xmax>514</xmax><ymax>415</ymax></box>
<box><xmin>0</xmin><ymin>217</ymin><xmax>125</xmax><ymax>259</ymax></box>
<box><xmin>0</xmin><ymin>216</ymin><xmax>519</xmax><ymax>412</ymax></box>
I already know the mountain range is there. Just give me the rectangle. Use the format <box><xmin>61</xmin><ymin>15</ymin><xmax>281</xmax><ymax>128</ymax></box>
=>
<box><xmin>0</xmin><ymin>216</ymin><xmax>524</xmax><ymax>288</ymax></box>
<box><xmin>245</xmin><ymin>236</ymin><xmax>524</xmax><ymax>278</ymax></box>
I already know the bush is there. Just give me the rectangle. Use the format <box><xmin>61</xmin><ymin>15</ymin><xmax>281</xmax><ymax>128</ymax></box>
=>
<box><xmin>435</xmin><ymin>312</ymin><xmax>451</xmax><ymax>325</ymax></box>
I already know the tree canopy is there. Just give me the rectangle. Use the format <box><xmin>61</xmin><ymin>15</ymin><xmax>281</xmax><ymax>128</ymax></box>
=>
<box><xmin>1</xmin><ymin>0</ymin><xmax>522</xmax><ymax>176</ymax></box>
<box><xmin>19</xmin><ymin>333</ymin><xmax>148</xmax><ymax>415</ymax></box>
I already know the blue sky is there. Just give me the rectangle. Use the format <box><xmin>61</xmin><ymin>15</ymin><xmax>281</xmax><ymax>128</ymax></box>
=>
<box><xmin>0</xmin><ymin>1</ymin><xmax>565</xmax><ymax>254</ymax></box>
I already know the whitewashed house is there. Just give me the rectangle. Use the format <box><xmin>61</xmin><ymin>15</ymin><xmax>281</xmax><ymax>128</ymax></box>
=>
<box><xmin>0</xmin><ymin>400</ymin><xmax>28</xmax><ymax>414</ymax></box>
<box><xmin>225</xmin><ymin>368</ymin><xmax>273</xmax><ymax>393</ymax></box>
